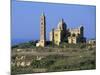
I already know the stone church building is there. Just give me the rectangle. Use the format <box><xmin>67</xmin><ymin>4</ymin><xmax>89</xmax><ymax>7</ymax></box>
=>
<box><xmin>50</xmin><ymin>19</ymin><xmax>86</xmax><ymax>45</ymax></box>
<box><xmin>36</xmin><ymin>13</ymin><xmax>86</xmax><ymax>47</ymax></box>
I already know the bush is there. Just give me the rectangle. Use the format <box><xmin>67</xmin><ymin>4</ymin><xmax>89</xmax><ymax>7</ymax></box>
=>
<box><xmin>31</xmin><ymin>58</ymin><xmax>55</xmax><ymax>68</ymax></box>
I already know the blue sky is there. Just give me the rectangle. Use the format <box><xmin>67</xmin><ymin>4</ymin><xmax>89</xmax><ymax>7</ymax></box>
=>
<box><xmin>11</xmin><ymin>0</ymin><xmax>96</xmax><ymax>42</ymax></box>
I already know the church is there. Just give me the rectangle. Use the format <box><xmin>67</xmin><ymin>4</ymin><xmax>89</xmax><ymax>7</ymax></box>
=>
<box><xmin>36</xmin><ymin>13</ymin><xmax>86</xmax><ymax>47</ymax></box>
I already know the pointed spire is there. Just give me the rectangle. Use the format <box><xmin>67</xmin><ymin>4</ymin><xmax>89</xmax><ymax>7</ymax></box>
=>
<box><xmin>41</xmin><ymin>12</ymin><xmax>45</xmax><ymax>16</ymax></box>
<box><xmin>60</xmin><ymin>18</ymin><xmax>64</xmax><ymax>25</ymax></box>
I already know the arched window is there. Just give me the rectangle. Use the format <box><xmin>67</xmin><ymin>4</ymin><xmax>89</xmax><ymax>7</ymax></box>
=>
<box><xmin>72</xmin><ymin>33</ymin><xmax>76</xmax><ymax>37</ymax></box>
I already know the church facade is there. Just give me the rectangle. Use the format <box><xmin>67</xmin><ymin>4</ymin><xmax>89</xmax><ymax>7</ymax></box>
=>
<box><xmin>50</xmin><ymin>19</ymin><xmax>86</xmax><ymax>45</ymax></box>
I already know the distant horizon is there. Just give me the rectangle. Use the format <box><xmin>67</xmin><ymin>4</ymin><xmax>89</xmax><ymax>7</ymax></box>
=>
<box><xmin>11</xmin><ymin>0</ymin><xmax>96</xmax><ymax>44</ymax></box>
<box><xmin>11</xmin><ymin>37</ymin><xmax>96</xmax><ymax>46</ymax></box>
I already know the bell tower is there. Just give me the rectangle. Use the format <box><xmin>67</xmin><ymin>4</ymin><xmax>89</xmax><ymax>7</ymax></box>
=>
<box><xmin>39</xmin><ymin>13</ymin><xmax>46</xmax><ymax>47</ymax></box>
